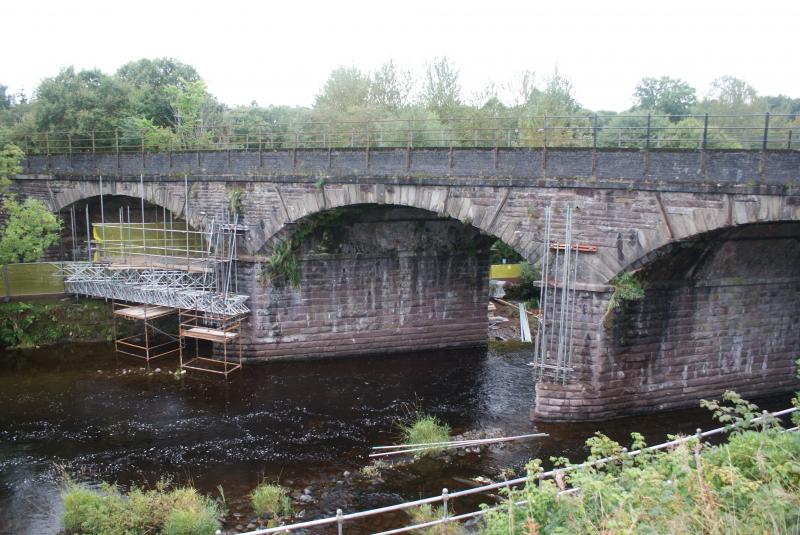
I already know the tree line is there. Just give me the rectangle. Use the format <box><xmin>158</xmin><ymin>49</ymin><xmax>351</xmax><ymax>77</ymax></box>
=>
<box><xmin>1</xmin><ymin>57</ymin><xmax>799</xmax><ymax>152</ymax></box>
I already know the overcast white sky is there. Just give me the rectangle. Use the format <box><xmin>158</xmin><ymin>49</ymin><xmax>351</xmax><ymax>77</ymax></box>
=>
<box><xmin>2</xmin><ymin>0</ymin><xmax>798</xmax><ymax>111</ymax></box>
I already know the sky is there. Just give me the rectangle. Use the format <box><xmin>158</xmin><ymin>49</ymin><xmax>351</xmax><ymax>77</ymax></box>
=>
<box><xmin>2</xmin><ymin>0</ymin><xmax>798</xmax><ymax>112</ymax></box>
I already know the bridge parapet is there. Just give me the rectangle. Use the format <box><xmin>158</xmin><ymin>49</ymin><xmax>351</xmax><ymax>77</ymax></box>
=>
<box><xmin>20</xmin><ymin>148</ymin><xmax>800</xmax><ymax>192</ymax></box>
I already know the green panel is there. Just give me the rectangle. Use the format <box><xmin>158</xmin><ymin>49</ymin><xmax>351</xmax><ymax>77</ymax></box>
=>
<box><xmin>4</xmin><ymin>263</ymin><xmax>65</xmax><ymax>296</ymax></box>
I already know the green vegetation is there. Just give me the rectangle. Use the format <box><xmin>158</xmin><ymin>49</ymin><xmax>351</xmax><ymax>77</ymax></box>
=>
<box><xmin>61</xmin><ymin>480</ymin><xmax>221</xmax><ymax>535</ymax></box>
<box><xmin>226</xmin><ymin>186</ymin><xmax>245</xmax><ymax>216</ymax></box>
<box><xmin>400</xmin><ymin>415</ymin><xmax>451</xmax><ymax>458</ymax></box>
<box><xmin>480</xmin><ymin>393</ymin><xmax>800</xmax><ymax>535</ymax></box>
<box><xmin>250</xmin><ymin>483</ymin><xmax>291</xmax><ymax>520</ymax></box>
<box><xmin>605</xmin><ymin>271</ymin><xmax>645</xmax><ymax>319</ymax></box>
<box><xmin>489</xmin><ymin>240</ymin><xmax>524</xmax><ymax>264</ymax></box>
<box><xmin>0</xmin><ymin>196</ymin><xmax>61</xmax><ymax>264</ymax></box>
<box><xmin>0</xmin><ymin>300</ymin><xmax>119</xmax><ymax>349</ymax></box>
<box><xmin>265</xmin><ymin>205</ymin><xmax>374</xmax><ymax>286</ymax></box>
<box><xmin>408</xmin><ymin>504</ymin><xmax>462</xmax><ymax>534</ymax></box>
<box><xmin>0</xmin><ymin>142</ymin><xmax>23</xmax><ymax>192</ymax></box>
<box><xmin>2</xmin><ymin>57</ymin><xmax>797</xmax><ymax>155</ymax></box>
<box><xmin>503</xmin><ymin>261</ymin><xmax>541</xmax><ymax>309</ymax></box>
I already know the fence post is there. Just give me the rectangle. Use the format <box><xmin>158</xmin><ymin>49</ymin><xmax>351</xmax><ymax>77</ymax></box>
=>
<box><xmin>645</xmin><ymin>114</ymin><xmax>651</xmax><ymax>150</ymax></box>
<box><xmin>336</xmin><ymin>508</ymin><xmax>344</xmax><ymax>535</ymax></box>
<box><xmin>592</xmin><ymin>114</ymin><xmax>598</xmax><ymax>149</ymax></box>
<box><xmin>442</xmin><ymin>487</ymin><xmax>449</xmax><ymax>520</ymax></box>
<box><xmin>762</xmin><ymin>112</ymin><xmax>770</xmax><ymax>150</ymax></box>
<box><xmin>789</xmin><ymin>130</ymin><xmax>793</xmax><ymax>150</ymax></box>
<box><xmin>543</xmin><ymin>114</ymin><xmax>548</xmax><ymax>148</ymax></box>
<box><xmin>91</xmin><ymin>131</ymin><xmax>96</xmax><ymax>154</ymax></box>
<box><xmin>702</xmin><ymin>113</ymin><xmax>709</xmax><ymax>150</ymax></box>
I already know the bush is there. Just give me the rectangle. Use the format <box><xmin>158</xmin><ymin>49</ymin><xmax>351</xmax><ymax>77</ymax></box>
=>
<box><xmin>480</xmin><ymin>396</ymin><xmax>800</xmax><ymax>534</ymax></box>
<box><xmin>400</xmin><ymin>415</ymin><xmax>451</xmax><ymax>458</ymax></box>
<box><xmin>250</xmin><ymin>483</ymin><xmax>291</xmax><ymax>519</ymax></box>
<box><xmin>61</xmin><ymin>480</ymin><xmax>221</xmax><ymax>535</ymax></box>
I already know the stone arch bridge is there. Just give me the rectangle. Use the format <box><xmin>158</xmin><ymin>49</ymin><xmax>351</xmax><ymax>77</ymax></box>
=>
<box><xmin>12</xmin><ymin>147</ymin><xmax>800</xmax><ymax>421</ymax></box>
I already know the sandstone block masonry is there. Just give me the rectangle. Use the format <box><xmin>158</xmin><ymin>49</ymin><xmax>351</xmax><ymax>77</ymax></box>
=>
<box><xmin>11</xmin><ymin>148</ymin><xmax>800</xmax><ymax>421</ymax></box>
<box><xmin>238</xmin><ymin>206</ymin><xmax>492</xmax><ymax>359</ymax></box>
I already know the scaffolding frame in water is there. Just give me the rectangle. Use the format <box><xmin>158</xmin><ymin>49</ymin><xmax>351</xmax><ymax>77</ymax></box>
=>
<box><xmin>112</xmin><ymin>301</ymin><xmax>180</xmax><ymax>362</ymax></box>
<box><xmin>178</xmin><ymin>309</ymin><xmax>243</xmax><ymax>378</ymax></box>
<box><xmin>531</xmin><ymin>205</ymin><xmax>580</xmax><ymax>384</ymax></box>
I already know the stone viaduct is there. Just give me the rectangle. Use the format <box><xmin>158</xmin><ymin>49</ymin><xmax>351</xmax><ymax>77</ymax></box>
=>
<box><xmin>11</xmin><ymin>147</ymin><xmax>800</xmax><ymax>421</ymax></box>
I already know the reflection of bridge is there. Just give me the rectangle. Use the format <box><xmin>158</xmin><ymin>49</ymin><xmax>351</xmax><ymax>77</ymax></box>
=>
<box><xmin>12</xmin><ymin>142</ymin><xmax>800</xmax><ymax>421</ymax></box>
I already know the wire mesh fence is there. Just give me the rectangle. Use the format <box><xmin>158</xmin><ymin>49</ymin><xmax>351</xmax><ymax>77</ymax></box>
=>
<box><xmin>14</xmin><ymin>113</ymin><xmax>800</xmax><ymax>155</ymax></box>
<box><xmin>0</xmin><ymin>263</ymin><xmax>66</xmax><ymax>299</ymax></box>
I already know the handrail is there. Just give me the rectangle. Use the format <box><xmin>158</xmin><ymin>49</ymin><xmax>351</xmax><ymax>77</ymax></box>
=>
<box><xmin>233</xmin><ymin>406</ymin><xmax>797</xmax><ymax>535</ymax></box>
<box><xmin>14</xmin><ymin>113</ymin><xmax>800</xmax><ymax>154</ymax></box>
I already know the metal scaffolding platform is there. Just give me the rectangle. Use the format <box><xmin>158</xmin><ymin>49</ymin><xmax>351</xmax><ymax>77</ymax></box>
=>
<box><xmin>112</xmin><ymin>301</ymin><xmax>180</xmax><ymax>362</ymax></box>
<box><xmin>179</xmin><ymin>309</ymin><xmax>243</xmax><ymax>378</ymax></box>
<box><xmin>61</xmin><ymin>175</ymin><xmax>250</xmax><ymax>374</ymax></box>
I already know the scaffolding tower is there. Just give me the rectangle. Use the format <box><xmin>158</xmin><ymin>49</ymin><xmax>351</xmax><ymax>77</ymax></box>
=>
<box><xmin>112</xmin><ymin>301</ymin><xmax>180</xmax><ymax>362</ymax></box>
<box><xmin>62</xmin><ymin>175</ymin><xmax>249</xmax><ymax>376</ymax></box>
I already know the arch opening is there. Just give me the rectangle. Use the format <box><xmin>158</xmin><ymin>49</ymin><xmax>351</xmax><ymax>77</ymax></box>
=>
<box><xmin>605</xmin><ymin>221</ymin><xmax>800</xmax><ymax>411</ymax></box>
<box><xmin>53</xmin><ymin>195</ymin><xmax>195</xmax><ymax>263</ymax></box>
<box><xmin>238</xmin><ymin>203</ymin><xmax>533</xmax><ymax>360</ymax></box>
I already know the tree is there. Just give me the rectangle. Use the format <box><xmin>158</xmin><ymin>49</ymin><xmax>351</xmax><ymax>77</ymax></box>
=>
<box><xmin>420</xmin><ymin>57</ymin><xmax>462</xmax><ymax>118</ymax></box>
<box><xmin>0</xmin><ymin>197</ymin><xmax>61</xmax><ymax>264</ymax></box>
<box><xmin>633</xmin><ymin>76</ymin><xmax>697</xmax><ymax>118</ymax></box>
<box><xmin>116</xmin><ymin>58</ymin><xmax>201</xmax><ymax>127</ymax></box>
<box><xmin>32</xmin><ymin>67</ymin><xmax>133</xmax><ymax>137</ymax></box>
<box><xmin>707</xmin><ymin>76</ymin><xmax>758</xmax><ymax>108</ymax></box>
<box><xmin>0</xmin><ymin>143</ymin><xmax>24</xmax><ymax>192</ymax></box>
<box><xmin>314</xmin><ymin>66</ymin><xmax>372</xmax><ymax>113</ymax></box>
<box><xmin>369</xmin><ymin>61</ymin><xmax>413</xmax><ymax>110</ymax></box>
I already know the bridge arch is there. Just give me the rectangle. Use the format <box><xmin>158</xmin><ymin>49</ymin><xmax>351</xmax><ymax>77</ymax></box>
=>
<box><xmin>591</xmin><ymin>194</ymin><xmax>800</xmax><ymax>287</ymax></box>
<box><xmin>242</xmin><ymin>183</ymin><xmax>541</xmax><ymax>265</ymax></box>
<box><xmin>47</xmin><ymin>180</ymin><xmax>196</xmax><ymax>229</ymax></box>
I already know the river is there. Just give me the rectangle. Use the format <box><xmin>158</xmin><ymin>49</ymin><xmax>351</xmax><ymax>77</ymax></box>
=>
<box><xmin>0</xmin><ymin>342</ymin><xmax>792</xmax><ymax>533</ymax></box>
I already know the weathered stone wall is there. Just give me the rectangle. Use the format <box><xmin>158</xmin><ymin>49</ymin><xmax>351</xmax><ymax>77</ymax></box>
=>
<box><xmin>10</xmin><ymin>149</ymin><xmax>800</xmax><ymax>421</ymax></box>
<box><xmin>237</xmin><ymin>206</ymin><xmax>492</xmax><ymax>360</ymax></box>
<box><xmin>535</xmin><ymin>223</ymin><xmax>800</xmax><ymax>420</ymax></box>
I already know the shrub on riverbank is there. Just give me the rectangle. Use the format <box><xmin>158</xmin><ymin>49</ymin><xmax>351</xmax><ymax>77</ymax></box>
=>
<box><xmin>480</xmin><ymin>396</ymin><xmax>800</xmax><ymax>534</ymax></box>
<box><xmin>61</xmin><ymin>480</ymin><xmax>221</xmax><ymax>535</ymax></box>
<box><xmin>0</xmin><ymin>299</ymin><xmax>118</xmax><ymax>349</ymax></box>
<box><xmin>251</xmin><ymin>482</ymin><xmax>291</xmax><ymax>519</ymax></box>
<box><xmin>400</xmin><ymin>415</ymin><xmax>451</xmax><ymax>458</ymax></box>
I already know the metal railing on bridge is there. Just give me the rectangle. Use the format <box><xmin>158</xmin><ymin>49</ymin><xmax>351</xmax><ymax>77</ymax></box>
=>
<box><xmin>14</xmin><ymin>113</ymin><xmax>800</xmax><ymax>156</ymax></box>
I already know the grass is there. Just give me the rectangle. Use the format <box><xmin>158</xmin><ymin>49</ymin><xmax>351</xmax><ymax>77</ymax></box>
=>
<box><xmin>480</xmin><ymin>393</ymin><xmax>800</xmax><ymax>535</ymax></box>
<box><xmin>400</xmin><ymin>414</ymin><xmax>451</xmax><ymax>458</ymax></box>
<box><xmin>408</xmin><ymin>504</ymin><xmax>463</xmax><ymax>534</ymax></box>
<box><xmin>61</xmin><ymin>479</ymin><xmax>221</xmax><ymax>535</ymax></box>
<box><xmin>250</xmin><ymin>483</ymin><xmax>292</xmax><ymax>519</ymax></box>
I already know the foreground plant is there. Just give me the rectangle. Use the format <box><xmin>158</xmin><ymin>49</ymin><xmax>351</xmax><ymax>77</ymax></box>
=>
<box><xmin>481</xmin><ymin>393</ymin><xmax>800</xmax><ymax>534</ymax></box>
<box><xmin>251</xmin><ymin>482</ymin><xmax>292</xmax><ymax>520</ymax></box>
<box><xmin>61</xmin><ymin>479</ymin><xmax>221</xmax><ymax>535</ymax></box>
<box><xmin>400</xmin><ymin>414</ymin><xmax>451</xmax><ymax>458</ymax></box>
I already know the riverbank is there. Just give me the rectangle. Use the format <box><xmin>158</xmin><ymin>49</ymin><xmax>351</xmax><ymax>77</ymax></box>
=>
<box><xmin>0</xmin><ymin>298</ymin><xmax>122</xmax><ymax>349</ymax></box>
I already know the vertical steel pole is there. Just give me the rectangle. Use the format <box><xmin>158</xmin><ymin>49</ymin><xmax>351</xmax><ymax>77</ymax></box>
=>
<box><xmin>184</xmin><ymin>175</ymin><xmax>190</xmax><ymax>268</ymax></box>
<box><xmin>592</xmin><ymin>114</ymin><xmax>598</xmax><ymax>149</ymax></box>
<box><xmin>702</xmin><ymin>113</ymin><xmax>709</xmax><ymax>150</ymax></box>
<box><xmin>762</xmin><ymin>112</ymin><xmax>770</xmax><ymax>150</ymax></box>
<box><xmin>788</xmin><ymin>130</ymin><xmax>793</xmax><ymax>150</ymax></box>
<box><xmin>645</xmin><ymin>114</ymin><xmax>651</xmax><ymax>150</ymax></box>
<box><xmin>99</xmin><ymin>176</ymin><xmax>105</xmax><ymax>258</ymax></box>
<box><xmin>85</xmin><ymin>203</ymin><xmax>91</xmax><ymax>262</ymax></box>
<box><xmin>140</xmin><ymin>174</ymin><xmax>147</xmax><ymax>261</ymax></box>
<box><xmin>336</xmin><ymin>509</ymin><xmax>344</xmax><ymax>535</ymax></box>
<box><xmin>70</xmin><ymin>205</ymin><xmax>77</xmax><ymax>261</ymax></box>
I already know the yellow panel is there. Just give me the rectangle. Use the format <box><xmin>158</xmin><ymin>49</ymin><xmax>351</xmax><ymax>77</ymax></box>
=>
<box><xmin>490</xmin><ymin>263</ymin><xmax>522</xmax><ymax>280</ymax></box>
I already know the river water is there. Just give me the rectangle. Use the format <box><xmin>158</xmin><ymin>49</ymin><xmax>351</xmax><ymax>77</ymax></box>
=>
<box><xmin>0</xmin><ymin>342</ymin><xmax>792</xmax><ymax>533</ymax></box>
